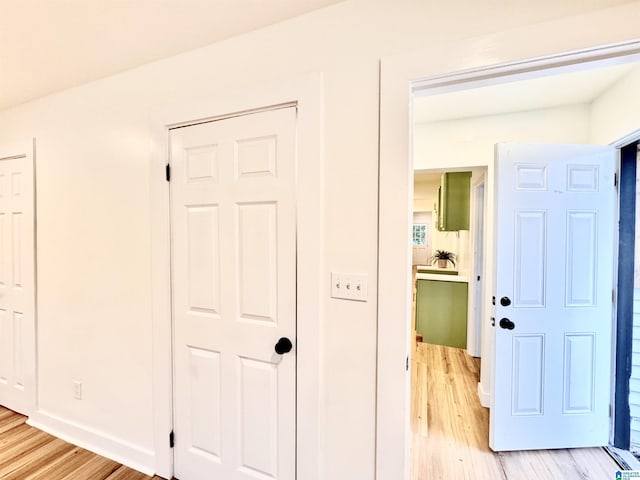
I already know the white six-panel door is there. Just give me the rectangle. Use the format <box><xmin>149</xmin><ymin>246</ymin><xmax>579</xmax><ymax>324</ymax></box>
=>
<box><xmin>0</xmin><ymin>147</ymin><xmax>36</xmax><ymax>416</ymax></box>
<box><xmin>170</xmin><ymin>107</ymin><xmax>297</xmax><ymax>480</ymax></box>
<box><xmin>490</xmin><ymin>143</ymin><xmax>615</xmax><ymax>451</ymax></box>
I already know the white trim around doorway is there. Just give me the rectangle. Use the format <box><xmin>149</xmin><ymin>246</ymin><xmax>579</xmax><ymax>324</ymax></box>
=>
<box><xmin>377</xmin><ymin>6</ymin><xmax>640</xmax><ymax>480</ymax></box>
<box><xmin>149</xmin><ymin>73</ymin><xmax>324</xmax><ymax>479</ymax></box>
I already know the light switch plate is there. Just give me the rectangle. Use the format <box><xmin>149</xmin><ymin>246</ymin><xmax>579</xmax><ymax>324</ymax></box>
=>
<box><xmin>331</xmin><ymin>272</ymin><xmax>368</xmax><ymax>302</ymax></box>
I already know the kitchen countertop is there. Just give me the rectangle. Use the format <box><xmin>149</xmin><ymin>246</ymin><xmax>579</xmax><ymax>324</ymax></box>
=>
<box><xmin>416</xmin><ymin>272</ymin><xmax>469</xmax><ymax>283</ymax></box>
<box><xmin>416</xmin><ymin>264</ymin><xmax>458</xmax><ymax>273</ymax></box>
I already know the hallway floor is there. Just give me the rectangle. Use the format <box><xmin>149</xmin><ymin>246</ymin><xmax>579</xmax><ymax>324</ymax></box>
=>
<box><xmin>410</xmin><ymin>342</ymin><xmax>620</xmax><ymax>480</ymax></box>
<box><xmin>0</xmin><ymin>406</ymin><xmax>164</xmax><ymax>479</ymax></box>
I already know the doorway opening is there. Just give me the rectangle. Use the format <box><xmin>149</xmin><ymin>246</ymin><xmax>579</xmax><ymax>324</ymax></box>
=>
<box><xmin>412</xmin><ymin>168</ymin><xmax>485</xmax><ymax>356</ymax></box>
<box><xmin>406</xmin><ymin>55</ymin><xmax>640</xmax><ymax>478</ymax></box>
<box><xmin>613</xmin><ymin>141</ymin><xmax>640</xmax><ymax>460</ymax></box>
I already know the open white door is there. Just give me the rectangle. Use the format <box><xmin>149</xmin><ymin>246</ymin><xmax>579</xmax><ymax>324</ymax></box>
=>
<box><xmin>490</xmin><ymin>143</ymin><xmax>616</xmax><ymax>451</ymax></box>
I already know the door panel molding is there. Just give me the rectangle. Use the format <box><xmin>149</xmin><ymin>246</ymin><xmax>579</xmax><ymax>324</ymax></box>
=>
<box><xmin>150</xmin><ymin>73</ymin><xmax>323</xmax><ymax>479</ymax></box>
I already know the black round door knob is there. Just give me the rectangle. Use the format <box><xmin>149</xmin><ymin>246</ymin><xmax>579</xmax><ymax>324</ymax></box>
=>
<box><xmin>499</xmin><ymin>318</ymin><xmax>515</xmax><ymax>330</ymax></box>
<box><xmin>275</xmin><ymin>337</ymin><xmax>293</xmax><ymax>355</ymax></box>
<box><xmin>500</xmin><ymin>296</ymin><xmax>512</xmax><ymax>307</ymax></box>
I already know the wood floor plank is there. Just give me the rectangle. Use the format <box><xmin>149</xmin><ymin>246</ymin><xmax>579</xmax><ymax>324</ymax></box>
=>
<box><xmin>0</xmin><ymin>434</ymin><xmax>59</xmax><ymax>477</ymax></box>
<box><xmin>410</xmin><ymin>342</ymin><xmax>621</xmax><ymax>480</ymax></box>
<box><xmin>0</xmin><ymin>426</ymin><xmax>51</xmax><ymax>460</ymax></box>
<box><xmin>29</xmin><ymin>448</ymin><xmax>100</xmax><ymax>480</ymax></box>
<box><xmin>105</xmin><ymin>465</ymin><xmax>154</xmax><ymax>480</ymax></box>
<box><xmin>0</xmin><ymin>438</ymin><xmax>76</xmax><ymax>480</ymax></box>
<box><xmin>0</xmin><ymin>414</ymin><xmax>27</xmax><ymax>435</ymax></box>
<box><xmin>0</xmin><ymin>422</ymin><xmax>31</xmax><ymax>441</ymax></box>
<box><xmin>59</xmin><ymin>454</ymin><xmax>121</xmax><ymax>480</ymax></box>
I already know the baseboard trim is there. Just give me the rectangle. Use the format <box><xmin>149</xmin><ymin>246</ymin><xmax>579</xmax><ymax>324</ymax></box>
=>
<box><xmin>27</xmin><ymin>410</ymin><xmax>155</xmax><ymax>476</ymax></box>
<box><xmin>477</xmin><ymin>382</ymin><xmax>490</xmax><ymax>408</ymax></box>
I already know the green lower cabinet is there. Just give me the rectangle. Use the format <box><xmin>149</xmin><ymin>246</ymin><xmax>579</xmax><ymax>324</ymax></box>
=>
<box><xmin>415</xmin><ymin>279</ymin><xmax>468</xmax><ymax>349</ymax></box>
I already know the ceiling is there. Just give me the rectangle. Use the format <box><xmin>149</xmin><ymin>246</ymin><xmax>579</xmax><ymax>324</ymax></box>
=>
<box><xmin>413</xmin><ymin>61</ymin><xmax>640</xmax><ymax>124</ymax></box>
<box><xmin>0</xmin><ymin>0</ymin><xmax>345</xmax><ymax>110</ymax></box>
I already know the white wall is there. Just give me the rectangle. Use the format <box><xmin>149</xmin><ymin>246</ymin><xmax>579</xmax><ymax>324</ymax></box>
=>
<box><xmin>413</xmin><ymin>178</ymin><xmax>439</xmax><ymax>213</ymax></box>
<box><xmin>0</xmin><ymin>0</ymin><xmax>636</xmax><ymax>477</ymax></box>
<box><xmin>590</xmin><ymin>65</ymin><xmax>640</xmax><ymax>145</ymax></box>
<box><xmin>414</xmin><ymin>104</ymin><xmax>591</xmax><ymax>169</ymax></box>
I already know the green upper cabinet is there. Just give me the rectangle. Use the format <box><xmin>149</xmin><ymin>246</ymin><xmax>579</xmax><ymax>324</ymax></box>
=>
<box><xmin>436</xmin><ymin>171</ymin><xmax>471</xmax><ymax>231</ymax></box>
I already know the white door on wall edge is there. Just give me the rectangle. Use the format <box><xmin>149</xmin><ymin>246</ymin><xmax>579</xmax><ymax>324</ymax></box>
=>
<box><xmin>0</xmin><ymin>144</ymin><xmax>36</xmax><ymax>416</ymax></box>
<box><xmin>170</xmin><ymin>107</ymin><xmax>297</xmax><ymax>480</ymax></box>
<box><xmin>490</xmin><ymin>143</ymin><xmax>615</xmax><ymax>451</ymax></box>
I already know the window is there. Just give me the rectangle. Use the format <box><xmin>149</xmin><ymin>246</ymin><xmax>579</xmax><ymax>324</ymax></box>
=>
<box><xmin>412</xmin><ymin>224</ymin><xmax>427</xmax><ymax>246</ymax></box>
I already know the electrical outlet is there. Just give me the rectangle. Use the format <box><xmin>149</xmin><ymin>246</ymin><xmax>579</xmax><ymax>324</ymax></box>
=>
<box><xmin>331</xmin><ymin>272</ymin><xmax>368</xmax><ymax>302</ymax></box>
<box><xmin>73</xmin><ymin>381</ymin><xmax>82</xmax><ymax>400</ymax></box>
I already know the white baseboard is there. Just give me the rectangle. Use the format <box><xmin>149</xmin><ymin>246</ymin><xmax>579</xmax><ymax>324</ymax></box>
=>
<box><xmin>27</xmin><ymin>410</ymin><xmax>155</xmax><ymax>476</ymax></box>
<box><xmin>477</xmin><ymin>382</ymin><xmax>491</xmax><ymax>408</ymax></box>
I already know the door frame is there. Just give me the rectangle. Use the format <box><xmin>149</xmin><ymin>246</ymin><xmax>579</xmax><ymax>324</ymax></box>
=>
<box><xmin>377</xmin><ymin>9</ymin><xmax>640</xmax><ymax>479</ymax></box>
<box><xmin>0</xmin><ymin>138</ymin><xmax>37</xmax><ymax>417</ymax></box>
<box><xmin>149</xmin><ymin>73</ymin><xmax>323</xmax><ymax>479</ymax></box>
<box><xmin>612</xmin><ymin>140</ymin><xmax>639</xmax><ymax>449</ymax></box>
<box><xmin>467</xmin><ymin>171</ymin><xmax>486</xmax><ymax>358</ymax></box>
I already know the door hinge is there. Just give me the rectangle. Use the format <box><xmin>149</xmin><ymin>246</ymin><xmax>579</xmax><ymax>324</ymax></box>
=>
<box><xmin>406</xmin><ymin>356</ymin><xmax>409</xmax><ymax>371</ymax></box>
<box><xmin>614</xmin><ymin>172</ymin><xmax>618</xmax><ymax>188</ymax></box>
<box><xmin>609</xmin><ymin>404</ymin><xmax>613</xmax><ymax>418</ymax></box>
<box><xmin>165</xmin><ymin>163</ymin><xmax>171</xmax><ymax>182</ymax></box>
<box><xmin>169</xmin><ymin>430</ymin><xmax>174</xmax><ymax>448</ymax></box>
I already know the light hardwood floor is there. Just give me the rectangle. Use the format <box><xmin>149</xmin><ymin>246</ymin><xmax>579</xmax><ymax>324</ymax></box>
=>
<box><xmin>410</xmin><ymin>342</ymin><xmax>621</xmax><ymax>480</ymax></box>
<box><xmin>0</xmin><ymin>406</ymin><xmax>165</xmax><ymax>480</ymax></box>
